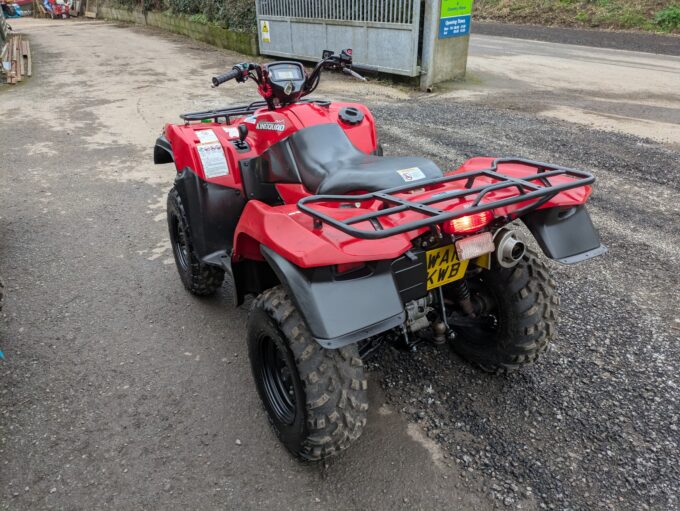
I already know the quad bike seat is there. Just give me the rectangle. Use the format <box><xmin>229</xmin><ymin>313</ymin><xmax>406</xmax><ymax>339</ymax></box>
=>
<box><xmin>285</xmin><ymin>123</ymin><xmax>443</xmax><ymax>195</ymax></box>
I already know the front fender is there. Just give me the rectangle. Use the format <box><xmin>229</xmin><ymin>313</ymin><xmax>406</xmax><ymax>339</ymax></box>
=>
<box><xmin>522</xmin><ymin>205</ymin><xmax>607</xmax><ymax>264</ymax></box>
<box><xmin>154</xmin><ymin>135</ymin><xmax>174</xmax><ymax>164</ymax></box>
<box><xmin>260</xmin><ymin>245</ymin><xmax>405</xmax><ymax>349</ymax></box>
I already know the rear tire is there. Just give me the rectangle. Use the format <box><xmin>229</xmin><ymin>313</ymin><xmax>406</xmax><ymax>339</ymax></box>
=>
<box><xmin>448</xmin><ymin>248</ymin><xmax>559</xmax><ymax>374</ymax></box>
<box><xmin>247</xmin><ymin>286</ymin><xmax>368</xmax><ymax>461</ymax></box>
<box><xmin>167</xmin><ymin>187</ymin><xmax>224</xmax><ymax>296</ymax></box>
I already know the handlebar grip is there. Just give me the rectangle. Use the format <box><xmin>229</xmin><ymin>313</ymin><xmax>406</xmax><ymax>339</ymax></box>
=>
<box><xmin>343</xmin><ymin>67</ymin><xmax>367</xmax><ymax>82</ymax></box>
<box><xmin>211</xmin><ymin>68</ymin><xmax>241</xmax><ymax>87</ymax></box>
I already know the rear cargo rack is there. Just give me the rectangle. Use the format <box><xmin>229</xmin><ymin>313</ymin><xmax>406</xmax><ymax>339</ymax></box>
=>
<box><xmin>180</xmin><ymin>98</ymin><xmax>331</xmax><ymax>123</ymax></box>
<box><xmin>297</xmin><ymin>158</ymin><xmax>594</xmax><ymax>240</ymax></box>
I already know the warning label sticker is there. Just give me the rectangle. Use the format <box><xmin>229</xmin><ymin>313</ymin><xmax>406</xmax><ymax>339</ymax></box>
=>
<box><xmin>397</xmin><ymin>167</ymin><xmax>426</xmax><ymax>182</ymax></box>
<box><xmin>197</xmin><ymin>142</ymin><xmax>229</xmax><ymax>178</ymax></box>
<box><xmin>260</xmin><ymin>20</ymin><xmax>271</xmax><ymax>43</ymax></box>
<box><xmin>196</xmin><ymin>129</ymin><xmax>219</xmax><ymax>143</ymax></box>
<box><xmin>222</xmin><ymin>127</ymin><xmax>240</xmax><ymax>139</ymax></box>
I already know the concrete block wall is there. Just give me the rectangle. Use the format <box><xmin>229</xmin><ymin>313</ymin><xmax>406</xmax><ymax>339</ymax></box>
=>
<box><xmin>97</xmin><ymin>7</ymin><xmax>259</xmax><ymax>56</ymax></box>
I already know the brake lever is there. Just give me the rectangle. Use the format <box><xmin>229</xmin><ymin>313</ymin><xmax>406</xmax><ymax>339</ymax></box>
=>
<box><xmin>342</xmin><ymin>67</ymin><xmax>367</xmax><ymax>82</ymax></box>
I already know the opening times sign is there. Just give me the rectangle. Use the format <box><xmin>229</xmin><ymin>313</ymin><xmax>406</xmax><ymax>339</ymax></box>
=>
<box><xmin>439</xmin><ymin>0</ymin><xmax>473</xmax><ymax>38</ymax></box>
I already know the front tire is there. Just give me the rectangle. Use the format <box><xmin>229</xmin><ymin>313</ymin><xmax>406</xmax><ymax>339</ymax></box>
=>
<box><xmin>248</xmin><ymin>286</ymin><xmax>368</xmax><ymax>461</ymax></box>
<box><xmin>448</xmin><ymin>248</ymin><xmax>559</xmax><ymax>373</ymax></box>
<box><xmin>167</xmin><ymin>187</ymin><xmax>224</xmax><ymax>296</ymax></box>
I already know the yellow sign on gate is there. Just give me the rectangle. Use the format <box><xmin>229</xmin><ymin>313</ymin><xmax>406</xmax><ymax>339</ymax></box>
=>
<box><xmin>260</xmin><ymin>21</ymin><xmax>271</xmax><ymax>43</ymax></box>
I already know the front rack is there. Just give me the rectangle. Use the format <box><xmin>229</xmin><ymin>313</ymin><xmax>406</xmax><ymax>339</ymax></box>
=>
<box><xmin>180</xmin><ymin>100</ymin><xmax>269</xmax><ymax>123</ymax></box>
<box><xmin>180</xmin><ymin>98</ymin><xmax>331</xmax><ymax>123</ymax></box>
<box><xmin>297</xmin><ymin>158</ymin><xmax>594</xmax><ymax>240</ymax></box>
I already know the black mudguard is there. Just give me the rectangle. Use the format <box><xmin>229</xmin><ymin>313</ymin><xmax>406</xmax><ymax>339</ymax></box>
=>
<box><xmin>261</xmin><ymin>245</ymin><xmax>406</xmax><ymax>349</ymax></box>
<box><xmin>173</xmin><ymin>168</ymin><xmax>246</xmax><ymax>261</ymax></box>
<box><xmin>154</xmin><ymin>135</ymin><xmax>174</xmax><ymax>164</ymax></box>
<box><xmin>522</xmin><ymin>205</ymin><xmax>607</xmax><ymax>264</ymax></box>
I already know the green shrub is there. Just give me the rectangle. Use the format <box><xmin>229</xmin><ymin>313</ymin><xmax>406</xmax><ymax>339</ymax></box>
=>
<box><xmin>655</xmin><ymin>5</ymin><xmax>680</xmax><ymax>31</ymax></box>
<box><xmin>110</xmin><ymin>0</ymin><xmax>257</xmax><ymax>32</ymax></box>
<box><xmin>165</xmin><ymin>0</ymin><xmax>256</xmax><ymax>31</ymax></box>
<box><xmin>188</xmin><ymin>12</ymin><xmax>209</xmax><ymax>24</ymax></box>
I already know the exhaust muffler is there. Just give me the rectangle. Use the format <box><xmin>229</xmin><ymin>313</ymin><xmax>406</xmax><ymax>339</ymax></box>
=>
<box><xmin>495</xmin><ymin>229</ymin><xmax>526</xmax><ymax>268</ymax></box>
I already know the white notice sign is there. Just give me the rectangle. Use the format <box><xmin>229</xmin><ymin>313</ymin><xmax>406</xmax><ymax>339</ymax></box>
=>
<box><xmin>197</xmin><ymin>142</ymin><xmax>229</xmax><ymax>178</ymax></box>
<box><xmin>196</xmin><ymin>129</ymin><xmax>219</xmax><ymax>143</ymax></box>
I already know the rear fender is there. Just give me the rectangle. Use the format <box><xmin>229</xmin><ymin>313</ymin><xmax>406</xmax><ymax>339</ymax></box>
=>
<box><xmin>260</xmin><ymin>245</ymin><xmax>405</xmax><ymax>349</ymax></box>
<box><xmin>232</xmin><ymin>200</ymin><xmax>418</xmax><ymax>267</ymax></box>
<box><xmin>521</xmin><ymin>205</ymin><xmax>607</xmax><ymax>264</ymax></box>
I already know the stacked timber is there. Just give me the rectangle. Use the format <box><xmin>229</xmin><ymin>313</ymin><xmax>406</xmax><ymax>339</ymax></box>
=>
<box><xmin>1</xmin><ymin>32</ymin><xmax>31</xmax><ymax>84</ymax></box>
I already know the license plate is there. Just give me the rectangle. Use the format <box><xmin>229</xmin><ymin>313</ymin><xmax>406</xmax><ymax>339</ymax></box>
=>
<box><xmin>426</xmin><ymin>244</ymin><xmax>470</xmax><ymax>290</ymax></box>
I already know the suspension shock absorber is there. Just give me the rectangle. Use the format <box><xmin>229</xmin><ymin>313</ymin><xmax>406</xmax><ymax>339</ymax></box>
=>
<box><xmin>448</xmin><ymin>280</ymin><xmax>476</xmax><ymax>317</ymax></box>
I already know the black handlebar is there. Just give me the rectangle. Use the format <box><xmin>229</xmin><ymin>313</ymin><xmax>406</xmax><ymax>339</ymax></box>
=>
<box><xmin>210</xmin><ymin>50</ymin><xmax>363</xmax><ymax>99</ymax></box>
<box><xmin>211</xmin><ymin>67</ymin><xmax>242</xmax><ymax>87</ymax></box>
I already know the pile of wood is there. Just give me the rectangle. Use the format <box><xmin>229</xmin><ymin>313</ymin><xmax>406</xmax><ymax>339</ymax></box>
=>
<box><xmin>1</xmin><ymin>33</ymin><xmax>31</xmax><ymax>84</ymax></box>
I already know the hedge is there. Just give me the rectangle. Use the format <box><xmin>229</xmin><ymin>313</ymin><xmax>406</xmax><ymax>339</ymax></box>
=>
<box><xmin>113</xmin><ymin>0</ymin><xmax>257</xmax><ymax>32</ymax></box>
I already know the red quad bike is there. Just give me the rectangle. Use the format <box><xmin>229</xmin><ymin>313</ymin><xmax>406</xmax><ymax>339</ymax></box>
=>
<box><xmin>154</xmin><ymin>50</ymin><xmax>607</xmax><ymax>461</ymax></box>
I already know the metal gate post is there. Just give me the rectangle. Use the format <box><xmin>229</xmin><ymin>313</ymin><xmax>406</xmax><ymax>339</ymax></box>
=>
<box><xmin>420</xmin><ymin>0</ymin><xmax>472</xmax><ymax>91</ymax></box>
<box><xmin>420</xmin><ymin>0</ymin><xmax>439</xmax><ymax>92</ymax></box>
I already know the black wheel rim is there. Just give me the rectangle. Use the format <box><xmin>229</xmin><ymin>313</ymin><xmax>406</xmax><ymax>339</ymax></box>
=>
<box><xmin>258</xmin><ymin>334</ymin><xmax>297</xmax><ymax>425</ymax></box>
<box><xmin>171</xmin><ymin>215</ymin><xmax>190</xmax><ymax>271</ymax></box>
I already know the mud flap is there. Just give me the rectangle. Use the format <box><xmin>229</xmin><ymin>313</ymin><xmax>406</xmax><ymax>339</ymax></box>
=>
<box><xmin>522</xmin><ymin>205</ymin><xmax>607</xmax><ymax>264</ymax></box>
<box><xmin>261</xmin><ymin>245</ymin><xmax>406</xmax><ymax>349</ymax></box>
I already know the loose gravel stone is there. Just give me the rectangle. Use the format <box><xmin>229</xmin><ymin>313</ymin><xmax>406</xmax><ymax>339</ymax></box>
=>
<box><xmin>369</xmin><ymin>99</ymin><xmax>680</xmax><ymax>511</ymax></box>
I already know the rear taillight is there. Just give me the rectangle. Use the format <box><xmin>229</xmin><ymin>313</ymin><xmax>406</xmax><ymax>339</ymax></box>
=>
<box><xmin>443</xmin><ymin>211</ymin><xmax>494</xmax><ymax>235</ymax></box>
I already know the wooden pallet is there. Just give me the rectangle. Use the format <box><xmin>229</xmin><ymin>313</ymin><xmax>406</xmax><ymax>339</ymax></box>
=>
<box><xmin>2</xmin><ymin>33</ymin><xmax>32</xmax><ymax>84</ymax></box>
<box><xmin>23</xmin><ymin>39</ymin><xmax>31</xmax><ymax>77</ymax></box>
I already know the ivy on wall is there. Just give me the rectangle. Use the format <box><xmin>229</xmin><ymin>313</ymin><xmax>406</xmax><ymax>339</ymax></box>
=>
<box><xmin>111</xmin><ymin>0</ymin><xmax>257</xmax><ymax>32</ymax></box>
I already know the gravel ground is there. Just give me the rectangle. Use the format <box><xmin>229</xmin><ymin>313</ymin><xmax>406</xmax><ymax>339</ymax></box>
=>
<box><xmin>369</xmin><ymin>101</ymin><xmax>680</xmax><ymax>510</ymax></box>
<box><xmin>1</xmin><ymin>18</ymin><xmax>679</xmax><ymax>511</ymax></box>
<box><xmin>473</xmin><ymin>21</ymin><xmax>680</xmax><ymax>56</ymax></box>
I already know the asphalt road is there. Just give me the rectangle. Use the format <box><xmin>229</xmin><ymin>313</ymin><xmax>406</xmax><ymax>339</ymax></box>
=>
<box><xmin>465</xmin><ymin>32</ymin><xmax>680</xmax><ymax>148</ymax></box>
<box><xmin>473</xmin><ymin>21</ymin><xmax>680</xmax><ymax>56</ymax></box>
<box><xmin>1</xmin><ymin>18</ymin><xmax>679</xmax><ymax>511</ymax></box>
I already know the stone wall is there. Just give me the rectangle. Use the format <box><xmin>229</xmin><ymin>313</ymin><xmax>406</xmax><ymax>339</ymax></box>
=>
<box><xmin>97</xmin><ymin>7</ymin><xmax>259</xmax><ymax>56</ymax></box>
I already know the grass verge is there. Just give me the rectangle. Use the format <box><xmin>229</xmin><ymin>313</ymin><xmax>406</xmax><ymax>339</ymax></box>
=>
<box><xmin>473</xmin><ymin>1</ymin><xmax>680</xmax><ymax>33</ymax></box>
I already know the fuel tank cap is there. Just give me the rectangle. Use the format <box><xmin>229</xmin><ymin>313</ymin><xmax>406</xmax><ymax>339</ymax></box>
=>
<box><xmin>338</xmin><ymin>107</ymin><xmax>364</xmax><ymax>125</ymax></box>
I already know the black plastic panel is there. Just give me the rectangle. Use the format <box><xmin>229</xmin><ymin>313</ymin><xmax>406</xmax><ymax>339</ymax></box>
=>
<box><xmin>174</xmin><ymin>168</ymin><xmax>246</xmax><ymax>259</ymax></box>
<box><xmin>261</xmin><ymin>245</ymin><xmax>405</xmax><ymax>348</ymax></box>
<box><xmin>391</xmin><ymin>251</ymin><xmax>428</xmax><ymax>303</ymax></box>
<box><xmin>522</xmin><ymin>205</ymin><xmax>606</xmax><ymax>263</ymax></box>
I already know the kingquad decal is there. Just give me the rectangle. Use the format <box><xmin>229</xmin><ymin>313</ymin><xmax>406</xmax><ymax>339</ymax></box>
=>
<box><xmin>397</xmin><ymin>167</ymin><xmax>426</xmax><ymax>182</ymax></box>
<box><xmin>256</xmin><ymin>120</ymin><xmax>286</xmax><ymax>132</ymax></box>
